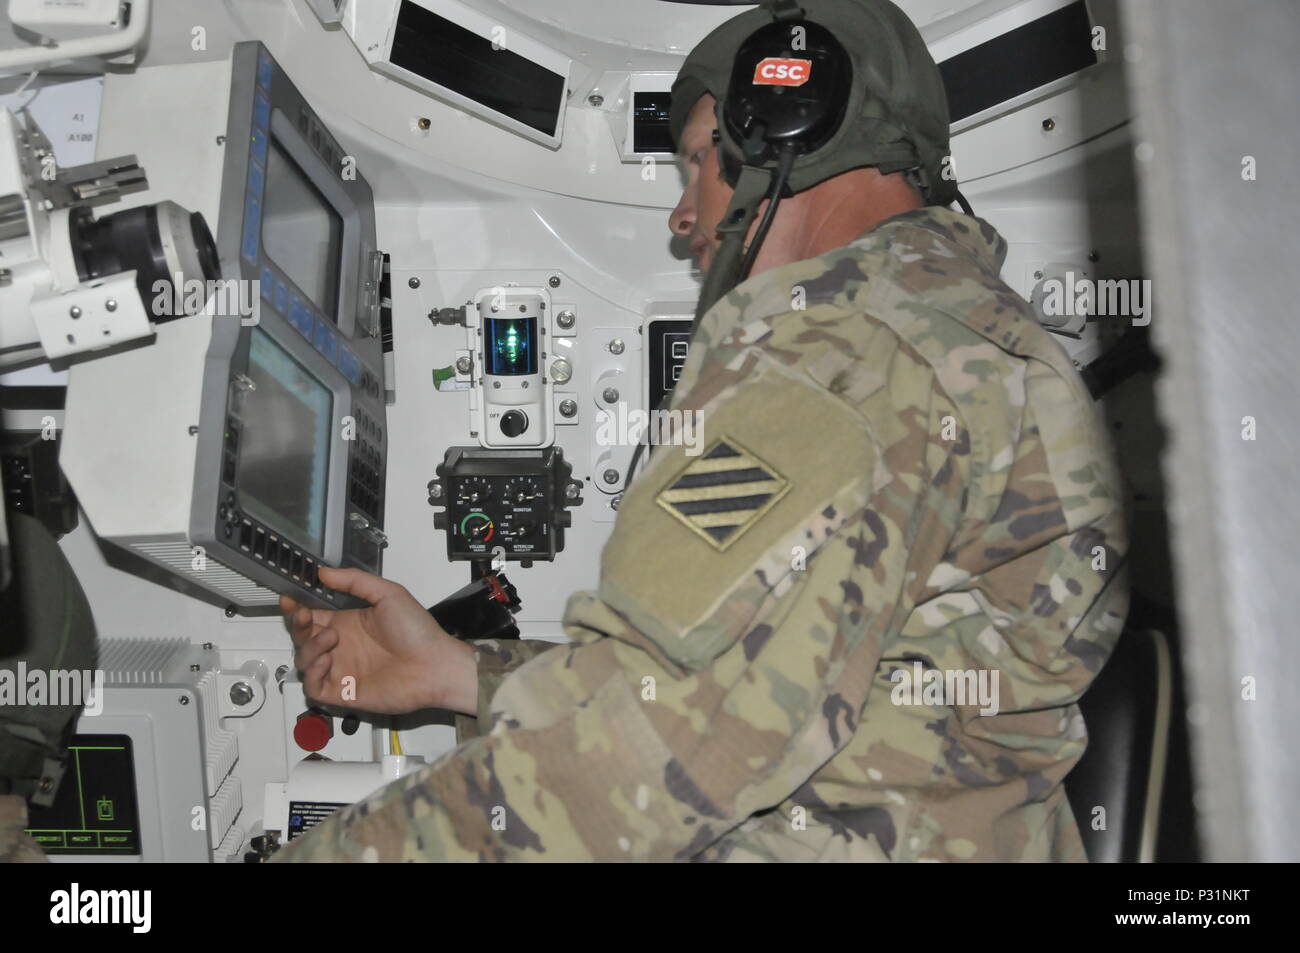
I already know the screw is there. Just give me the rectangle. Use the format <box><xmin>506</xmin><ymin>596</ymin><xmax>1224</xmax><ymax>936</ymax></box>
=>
<box><xmin>1034</xmin><ymin>270</ymin><xmax>1044</xmax><ymax>280</ymax></box>
<box><xmin>1042</xmin><ymin>117</ymin><xmax>1056</xmax><ymax>132</ymax></box>
<box><xmin>1088</xmin><ymin>250</ymin><xmax>1100</xmax><ymax>263</ymax></box>
<box><xmin>455</xmin><ymin>356</ymin><xmax>472</xmax><ymax>374</ymax></box>
<box><xmin>519</xmin><ymin>304</ymin><xmax>527</xmax><ymax>312</ymax></box>
<box><xmin>611</xmin><ymin>494</ymin><xmax>622</xmax><ymax>511</ymax></box>
<box><xmin>559</xmin><ymin>398</ymin><xmax>577</xmax><ymax>417</ymax></box>
<box><xmin>224</xmin><ymin>604</ymin><xmax>236</xmax><ymax>617</ymax></box>
<box><xmin>602</xmin><ymin>387</ymin><xmax>619</xmax><ymax>404</ymax></box>
<box><xmin>565</xmin><ymin>483</ymin><xmax>579</xmax><ymax>500</ymax></box>
<box><xmin>549</xmin><ymin>276</ymin><xmax>561</xmax><ymax>288</ymax></box>
<box><xmin>408</xmin><ymin>277</ymin><xmax>421</xmax><ymax>289</ymax></box>
<box><xmin>229</xmin><ymin>682</ymin><xmax>255</xmax><ymax>706</ymax></box>
<box><xmin>179</xmin><ymin>695</ymin><xmax>190</xmax><ymax>705</ymax></box>
<box><xmin>69</xmin><ymin>305</ymin><xmax>82</xmax><ymax>319</ymax></box>
<box><xmin>429</xmin><ymin>482</ymin><xmax>444</xmax><ymax>499</ymax></box>
<box><xmin>588</xmin><ymin>93</ymin><xmax>604</xmax><ymax>107</ymax></box>
<box><xmin>190</xmin><ymin>663</ymin><xmax>200</xmax><ymax>672</ymax></box>
<box><xmin>492</xmin><ymin>380</ymin><xmax>501</xmax><ymax>389</ymax></box>
<box><xmin>418</xmin><ymin>117</ymin><xmax>431</xmax><ymax>131</ymax></box>
<box><xmin>556</xmin><ymin>310</ymin><xmax>576</xmax><ymax>329</ymax></box>
<box><xmin>608</xmin><ymin>338</ymin><xmax>625</xmax><ymax>355</ymax></box>
<box><xmin>603</xmin><ymin>468</ymin><xmax>619</xmax><ymax>485</ymax></box>
<box><xmin>40</xmin><ymin>777</ymin><xmax>53</xmax><ymax>794</ymax></box>
<box><xmin>105</xmin><ymin>299</ymin><xmax>117</xmax><ymax>312</ymax></box>
<box><xmin>216</xmin><ymin>134</ymin><xmax>226</xmax><ymax>145</ymax></box>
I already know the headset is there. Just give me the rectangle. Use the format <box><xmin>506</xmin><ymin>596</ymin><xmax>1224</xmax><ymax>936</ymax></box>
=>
<box><xmin>700</xmin><ymin>0</ymin><xmax>973</xmax><ymax>314</ymax></box>
<box><xmin>628</xmin><ymin>0</ymin><xmax>970</xmax><ymax>481</ymax></box>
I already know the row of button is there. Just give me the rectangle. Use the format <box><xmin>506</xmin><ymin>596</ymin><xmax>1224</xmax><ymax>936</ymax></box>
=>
<box><xmin>356</xmin><ymin>407</ymin><xmax>383</xmax><ymax>443</ymax></box>
<box><xmin>350</xmin><ymin>444</ymin><xmax>381</xmax><ymax>519</ymax></box>
<box><xmin>233</xmin><ymin>516</ymin><xmax>331</xmax><ymax>598</ymax></box>
<box><xmin>298</xmin><ymin>104</ymin><xmax>342</xmax><ymax>177</ymax></box>
<box><xmin>258</xmin><ymin>263</ymin><xmax>364</xmax><ymax>386</ymax></box>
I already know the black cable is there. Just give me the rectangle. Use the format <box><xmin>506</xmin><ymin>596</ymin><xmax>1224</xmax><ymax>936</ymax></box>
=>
<box><xmin>954</xmin><ymin>188</ymin><xmax>975</xmax><ymax>216</ymax></box>
<box><xmin>739</xmin><ymin>144</ymin><xmax>797</xmax><ymax>281</ymax></box>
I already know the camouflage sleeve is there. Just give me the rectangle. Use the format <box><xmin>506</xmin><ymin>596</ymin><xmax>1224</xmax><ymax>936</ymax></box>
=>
<box><xmin>453</xmin><ymin>639</ymin><xmax>562</xmax><ymax>743</ymax></box>
<box><xmin>274</xmin><ymin>294</ymin><xmax>968</xmax><ymax>862</ymax></box>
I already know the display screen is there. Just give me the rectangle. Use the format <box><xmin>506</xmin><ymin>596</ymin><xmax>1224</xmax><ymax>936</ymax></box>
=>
<box><xmin>484</xmin><ymin>317</ymin><xmax>537</xmax><ymax>376</ymax></box>
<box><xmin>262</xmin><ymin>138</ymin><xmax>343</xmax><ymax>319</ymax></box>
<box><xmin>237</xmin><ymin>330</ymin><xmax>332</xmax><ymax>552</ymax></box>
<box><xmin>25</xmin><ymin>735</ymin><xmax>141</xmax><ymax>855</ymax></box>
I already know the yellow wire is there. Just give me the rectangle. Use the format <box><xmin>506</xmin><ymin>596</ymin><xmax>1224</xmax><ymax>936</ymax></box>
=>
<box><xmin>389</xmin><ymin>729</ymin><xmax>403</xmax><ymax>755</ymax></box>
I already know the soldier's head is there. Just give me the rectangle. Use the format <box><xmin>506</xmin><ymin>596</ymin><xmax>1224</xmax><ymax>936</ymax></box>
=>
<box><xmin>670</xmin><ymin>92</ymin><xmax>923</xmax><ymax>276</ymax></box>
<box><xmin>669</xmin><ymin>0</ymin><xmax>955</xmax><ymax>293</ymax></box>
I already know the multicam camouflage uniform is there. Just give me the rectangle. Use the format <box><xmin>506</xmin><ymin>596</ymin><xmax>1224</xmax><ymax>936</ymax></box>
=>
<box><xmin>277</xmin><ymin>205</ymin><xmax>1128</xmax><ymax>862</ymax></box>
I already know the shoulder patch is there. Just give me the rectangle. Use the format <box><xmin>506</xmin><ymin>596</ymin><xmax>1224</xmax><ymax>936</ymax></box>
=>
<box><xmin>655</xmin><ymin>437</ymin><xmax>791</xmax><ymax>551</ymax></box>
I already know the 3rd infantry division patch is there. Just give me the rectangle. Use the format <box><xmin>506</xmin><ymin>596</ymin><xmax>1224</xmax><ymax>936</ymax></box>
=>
<box><xmin>656</xmin><ymin>437</ymin><xmax>790</xmax><ymax>551</ymax></box>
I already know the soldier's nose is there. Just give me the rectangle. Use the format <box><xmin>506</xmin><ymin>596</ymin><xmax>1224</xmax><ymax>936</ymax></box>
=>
<box><xmin>670</xmin><ymin>194</ymin><xmax>695</xmax><ymax>236</ymax></box>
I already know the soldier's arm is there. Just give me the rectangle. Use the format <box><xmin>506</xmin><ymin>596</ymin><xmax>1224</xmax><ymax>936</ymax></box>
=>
<box><xmin>453</xmin><ymin>639</ymin><xmax>561</xmax><ymax>742</ymax></box>
<box><xmin>274</xmin><ymin>309</ymin><xmax>966</xmax><ymax>862</ymax></box>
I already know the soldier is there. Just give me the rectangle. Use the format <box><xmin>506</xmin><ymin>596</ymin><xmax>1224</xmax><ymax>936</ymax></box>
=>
<box><xmin>275</xmin><ymin>0</ymin><xmax>1128</xmax><ymax>862</ymax></box>
<box><xmin>0</xmin><ymin>512</ymin><xmax>98</xmax><ymax>864</ymax></box>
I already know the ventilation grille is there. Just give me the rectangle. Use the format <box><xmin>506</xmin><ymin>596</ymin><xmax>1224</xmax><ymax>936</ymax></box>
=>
<box><xmin>98</xmin><ymin>638</ymin><xmax>188</xmax><ymax>684</ymax></box>
<box><xmin>195</xmin><ymin>668</ymin><xmax>239</xmax><ymax>796</ymax></box>
<box><xmin>208</xmin><ymin>773</ymin><xmax>243</xmax><ymax>851</ymax></box>
<box><xmin>132</xmin><ymin>541</ymin><xmax>279</xmax><ymax>605</ymax></box>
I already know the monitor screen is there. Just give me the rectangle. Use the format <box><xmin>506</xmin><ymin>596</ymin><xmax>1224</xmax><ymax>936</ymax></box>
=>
<box><xmin>237</xmin><ymin>330</ymin><xmax>332</xmax><ymax>553</ymax></box>
<box><xmin>262</xmin><ymin>138</ymin><xmax>343</xmax><ymax>319</ymax></box>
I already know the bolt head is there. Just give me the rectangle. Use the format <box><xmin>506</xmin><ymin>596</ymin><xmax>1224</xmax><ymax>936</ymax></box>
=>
<box><xmin>455</xmin><ymin>356</ymin><xmax>472</xmax><ymax>374</ymax></box>
<box><xmin>565</xmin><ymin>483</ymin><xmax>579</xmax><ymax>500</ymax></box>
<box><xmin>557</xmin><ymin>310</ymin><xmax>576</xmax><ymax>329</ymax></box>
<box><xmin>611</xmin><ymin>494</ymin><xmax>622</xmax><ymax>511</ymax></box>
<box><xmin>105</xmin><ymin>299</ymin><xmax>117</xmax><ymax>312</ymax></box>
<box><xmin>588</xmin><ymin>93</ymin><xmax>604</xmax><ymax>107</ymax></box>
<box><xmin>69</xmin><ymin>305</ymin><xmax>82</xmax><ymax>319</ymax></box>
<box><xmin>229</xmin><ymin>682</ymin><xmax>255</xmax><ymax>706</ymax></box>
<box><xmin>602</xmin><ymin>387</ymin><xmax>619</xmax><ymax>404</ymax></box>
<box><xmin>609</xmin><ymin>338</ymin><xmax>625</xmax><ymax>355</ymax></box>
<box><xmin>408</xmin><ymin>277</ymin><xmax>421</xmax><ymax>289</ymax></box>
<box><xmin>549</xmin><ymin>276</ymin><xmax>561</xmax><ymax>288</ymax></box>
<box><xmin>602</xmin><ymin>468</ymin><xmax>619</xmax><ymax>485</ymax></box>
<box><xmin>559</xmin><ymin>398</ymin><xmax>577</xmax><ymax>417</ymax></box>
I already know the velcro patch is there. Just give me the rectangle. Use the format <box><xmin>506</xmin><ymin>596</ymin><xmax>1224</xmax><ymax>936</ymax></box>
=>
<box><xmin>656</xmin><ymin>437</ymin><xmax>791</xmax><ymax>551</ymax></box>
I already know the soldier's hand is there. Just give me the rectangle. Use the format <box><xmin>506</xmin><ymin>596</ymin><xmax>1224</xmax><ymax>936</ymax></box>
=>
<box><xmin>279</xmin><ymin>567</ymin><xmax>478</xmax><ymax>716</ymax></box>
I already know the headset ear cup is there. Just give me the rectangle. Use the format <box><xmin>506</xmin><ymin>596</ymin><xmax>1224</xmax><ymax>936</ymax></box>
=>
<box><xmin>720</xmin><ymin>18</ymin><xmax>852</xmax><ymax>169</ymax></box>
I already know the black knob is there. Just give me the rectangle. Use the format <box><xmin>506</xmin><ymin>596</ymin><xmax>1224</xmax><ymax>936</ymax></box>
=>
<box><xmin>500</xmin><ymin>410</ymin><xmax>528</xmax><ymax>437</ymax></box>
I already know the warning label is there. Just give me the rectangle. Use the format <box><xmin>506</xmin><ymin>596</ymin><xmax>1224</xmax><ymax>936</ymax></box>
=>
<box><xmin>287</xmin><ymin>801</ymin><xmax>348</xmax><ymax>841</ymax></box>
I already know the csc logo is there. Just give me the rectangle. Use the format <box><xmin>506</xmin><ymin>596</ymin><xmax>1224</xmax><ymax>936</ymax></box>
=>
<box><xmin>753</xmin><ymin>57</ymin><xmax>812</xmax><ymax>87</ymax></box>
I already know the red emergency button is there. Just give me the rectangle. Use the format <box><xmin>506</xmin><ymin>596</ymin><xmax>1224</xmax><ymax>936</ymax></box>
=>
<box><xmin>294</xmin><ymin>710</ymin><xmax>333</xmax><ymax>752</ymax></box>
